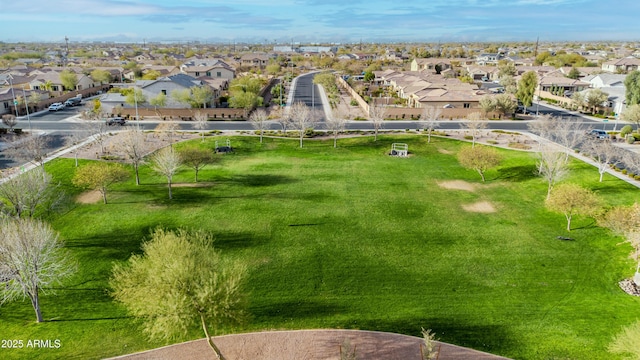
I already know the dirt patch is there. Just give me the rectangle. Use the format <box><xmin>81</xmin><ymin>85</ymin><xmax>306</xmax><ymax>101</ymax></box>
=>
<box><xmin>171</xmin><ymin>182</ymin><xmax>215</xmax><ymax>188</ymax></box>
<box><xmin>76</xmin><ymin>190</ymin><xmax>102</xmax><ymax>204</ymax></box>
<box><xmin>438</xmin><ymin>148</ymin><xmax>454</xmax><ymax>155</ymax></box>
<box><xmin>437</xmin><ymin>180</ymin><xmax>476</xmax><ymax>192</ymax></box>
<box><xmin>462</xmin><ymin>201</ymin><xmax>496</xmax><ymax>213</ymax></box>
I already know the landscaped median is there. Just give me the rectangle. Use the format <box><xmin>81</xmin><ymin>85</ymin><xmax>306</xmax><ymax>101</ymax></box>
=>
<box><xmin>1</xmin><ymin>134</ymin><xmax>639</xmax><ymax>360</ymax></box>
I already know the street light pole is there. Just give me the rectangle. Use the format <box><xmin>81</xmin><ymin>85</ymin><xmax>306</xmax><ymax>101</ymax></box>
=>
<box><xmin>134</xmin><ymin>86</ymin><xmax>139</xmax><ymax>130</ymax></box>
<box><xmin>21</xmin><ymin>86</ymin><xmax>32</xmax><ymax>133</ymax></box>
<box><xmin>8</xmin><ymin>76</ymin><xmax>19</xmax><ymax>117</ymax></box>
<box><xmin>535</xmin><ymin>81</ymin><xmax>542</xmax><ymax>117</ymax></box>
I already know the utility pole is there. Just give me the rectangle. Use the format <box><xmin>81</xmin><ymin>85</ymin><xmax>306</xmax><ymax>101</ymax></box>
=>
<box><xmin>64</xmin><ymin>36</ymin><xmax>69</xmax><ymax>67</ymax></box>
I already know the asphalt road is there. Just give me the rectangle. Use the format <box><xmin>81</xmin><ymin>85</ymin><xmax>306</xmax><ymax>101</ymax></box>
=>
<box><xmin>0</xmin><ymin>73</ymin><xmax>619</xmax><ymax>170</ymax></box>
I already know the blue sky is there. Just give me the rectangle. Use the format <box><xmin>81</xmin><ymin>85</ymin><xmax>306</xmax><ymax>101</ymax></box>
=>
<box><xmin>0</xmin><ymin>0</ymin><xmax>638</xmax><ymax>43</ymax></box>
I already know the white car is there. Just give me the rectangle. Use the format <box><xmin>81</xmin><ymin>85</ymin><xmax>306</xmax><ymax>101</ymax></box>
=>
<box><xmin>48</xmin><ymin>103</ymin><xmax>65</xmax><ymax>111</ymax></box>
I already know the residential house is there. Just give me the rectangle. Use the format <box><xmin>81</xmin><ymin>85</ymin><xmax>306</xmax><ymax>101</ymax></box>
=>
<box><xmin>602</xmin><ymin>56</ymin><xmax>640</xmax><ymax>73</ymax></box>
<box><xmin>538</xmin><ymin>76</ymin><xmax>590</xmax><ymax>97</ymax></box>
<box><xmin>475</xmin><ymin>53</ymin><xmax>502</xmax><ymax>65</ymax></box>
<box><xmin>101</xmin><ymin>74</ymin><xmax>218</xmax><ymax>113</ymax></box>
<box><xmin>181</xmin><ymin>59</ymin><xmax>235</xmax><ymax>80</ymax></box>
<box><xmin>239</xmin><ymin>54</ymin><xmax>270</xmax><ymax>68</ymax></box>
<box><xmin>410</xmin><ymin>58</ymin><xmax>454</xmax><ymax>73</ymax></box>
<box><xmin>582</xmin><ymin>73</ymin><xmax>628</xmax><ymax>115</ymax></box>
<box><xmin>29</xmin><ymin>70</ymin><xmax>94</xmax><ymax>96</ymax></box>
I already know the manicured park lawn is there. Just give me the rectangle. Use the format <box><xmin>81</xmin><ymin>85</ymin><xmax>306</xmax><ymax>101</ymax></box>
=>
<box><xmin>2</xmin><ymin>134</ymin><xmax>640</xmax><ymax>359</ymax></box>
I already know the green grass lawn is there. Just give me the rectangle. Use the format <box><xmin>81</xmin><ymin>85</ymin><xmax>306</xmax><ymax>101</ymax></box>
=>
<box><xmin>2</xmin><ymin>134</ymin><xmax>640</xmax><ymax>359</ymax></box>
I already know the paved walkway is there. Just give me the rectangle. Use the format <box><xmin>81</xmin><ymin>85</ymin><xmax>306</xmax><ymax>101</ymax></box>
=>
<box><xmin>106</xmin><ymin>329</ymin><xmax>511</xmax><ymax>360</ymax></box>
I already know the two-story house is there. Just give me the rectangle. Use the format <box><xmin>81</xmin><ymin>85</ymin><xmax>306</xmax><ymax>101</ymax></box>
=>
<box><xmin>180</xmin><ymin>59</ymin><xmax>235</xmax><ymax>81</ymax></box>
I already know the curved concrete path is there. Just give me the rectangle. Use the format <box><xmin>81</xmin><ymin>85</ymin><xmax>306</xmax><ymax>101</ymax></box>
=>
<box><xmin>107</xmin><ymin>329</ymin><xmax>511</xmax><ymax>360</ymax></box>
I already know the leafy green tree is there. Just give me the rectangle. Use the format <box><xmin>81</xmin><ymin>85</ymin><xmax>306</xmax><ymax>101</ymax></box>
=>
<box><xmin>125</xmin><ymin>88</ymin><xmax>147</xmax><ymax>109</ymax></box>
<box><xmin>584</xmin><ymin>88</ymin><xmax>609</xmax><ymax>114</ymax></box>
<box><xmin>516</xmin><ymin>71</ymin><xmax>538</xmax><ymax>109</ymax></box>
<box><xmin>110</xmin><ymin>228</ymin><xmax>246</xmax><ymax>360</ymax></box>
<box><xmin>571</xmin><ymin>91</ymin><xmax>585</xmax><ymax>111</ymax></box>
<box><xmin>497</xmin><ymin>62</ymin><xmax>517</xmax><ymax>78</ymax></box>
<box><xmin>494</xmin><ymin>94</ymin><xmax>517</xmax><ymax>117</ymax></box>
<box><xmin>191</xmin><ymin>85</ymin><xmax>215</xmax><ymax>108</ymax></box>
<box><xmin>179</xmin><ymin>146</ymin><xmax>216</xmax><ymax>183</ymax></box>
<box><xmin>599</xmin><ymin>203</ymin><xmax>640</xmax><ymax>279</ymax></box>
<box><xmin>266</xmin><ymin>63</ymin><xmax>280</xmax><ymax>76</ymax></box>
<box><xmin>229</xmin><ymin>92</ymin><xmax>260</xmax><ymax>116</ymax></box>
<box><xmin>624</xmin><ymin>70</ymin><xmax>640</xmax><ymax>106</ymax></box>
<box><xmin>59</xmin><ymin>69</ymin><xmax>78</xmax><ymax>91</ymax></box>
<box><xmin>141</xmin><ymin>70</ymin><xmax>162</xmax><ymax>80</ymax></box>
<box><xmin>622</xmin><ymin>104</ymin><xmax>640</xmax><ymax>130</ymax></box>
<box><xmin>171</xmin><ymin>88</ymin><xmax>193</xmax><ymax>107</ymax></box>
<box><xmin>545</xmin><ymin>183</ymin><xmax>600</xmax><ymax>231</ymax></box>
<box><xmin>73</xmin><ymin>163</ymin><xmax>130</xmax><ymax>204</ymax></box>
<box><xmin>229</xmin><ymin>76</ymin><xmax>263</xmax><ymax>95</ymax></box>
<box><xmin>0</xmin><ymin>218</ymin><xmax>76</xmax><ymax>323</ymax></box>
<box><xmin>363</xmin><ymin>71</ymin><xmax>375</xmax><ymax>83</ymax></box>
<box><xmin>457</xmin><ymin>145</ymin><xmax>502</xmax><ymax>182</ymax></box>
<box><xmin>566</xmin><ymin>67</ymin><xmax>581</xmax><ymax>79</ymax></box>
<box><xmin>90</xmin><ymin>69</ymin><xmax>112</xmax><ymax>84</ymax></box>
<box><xmin>149</xmin><ymin>92</ymin><xmax>167</xmax><ymax>110</ymax></box>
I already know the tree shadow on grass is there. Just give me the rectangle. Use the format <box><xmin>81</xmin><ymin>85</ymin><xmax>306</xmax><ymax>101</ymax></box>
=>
<box><xmin>252</xmin><ymin>300</ymin><xmax>347</xmax><ymax>321</ymax></box>
<box><xmin>231</xmin><ymin>174</ymin><xmax>297</xmax><ymax>187</ymax></box>
<box><xmin>496</xmin><ymin>165</ymin><xmax>538</xmax><ymax>182</ymax></box>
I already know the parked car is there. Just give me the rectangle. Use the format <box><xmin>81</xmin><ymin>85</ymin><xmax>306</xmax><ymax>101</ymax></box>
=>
<box><xmin>106</xmin><ymin>117</ymin><xmax>126</xmax><ymax>126</ymax></box>
<box><xmin>64</xmin><ymin>97</ymin><xmax>82</xmax><ymax>107</ymax></box>
<box><xmin>587</xmin><ymin>129</ymin><xmax>609</xmax><ymax>140</ymax></box>
<box><xmin>48</xmin><ymin>102</ymin><xmax>65</xmax><ymax>111</ymax></box>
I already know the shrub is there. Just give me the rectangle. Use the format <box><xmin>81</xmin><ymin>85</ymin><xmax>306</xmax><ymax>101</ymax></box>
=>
<box><xmin>464</xmin><ymin>135</ymin><xmax>473</xmax><ymax>140</ymax></box>
<box><xmin>350</xmin><ymin>99</ymin><xmax>358</xmax><ymax>106</ymax></box>
<box><xmin>620</xmin><ymin>125</ymin><xmax>633</xmax><ymax>137</ymax></box>
<box><xmin>622</xmin><ymin>169</ymin><xmax>628</xmax><ymax>175</ymax></box>
<box><xmin>627</xmin><ymin>135</ymin><xmax>636</xmax><ymax>144</ymax></box>
<box><xmin>487</xmin><ymin>140</ymin><xmax>498</xmax><ymax>145</ymax></box>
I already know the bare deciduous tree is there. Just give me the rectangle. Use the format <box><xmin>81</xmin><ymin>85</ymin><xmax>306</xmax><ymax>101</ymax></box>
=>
<box><xmin>0</xmin><ymin>218</ymin><xmax>76</xmax><ymax>323</ymax></box>
<box><xmin>462</xmin><ymin>112</ymin><xmax>487</xmax><ymax>148</ymax></box>
<box><xmin>151</xmin><ymin>147</ymin><xmax>182</xmax><ymax>199</ymax></box>
<box><xmin>581</xmin><ymin>139</ymin><xmax>621</xmax><ymax>182</ymax></box>
<box><xmin>0</xmin><ymin>167</ymin><xmax>63</xmax><ymax>218</ymax></box>
<box><xmin>154</xmin><ymin>122</ymin><xmax>180</xmax><ymax>147</ymax></box>
<box><xmin>249</xmin><ymin>109</ymin><xmax>269</xmax><ymax>143</ymax></box>
<box><xmin>528</xmin><ymin>115</ymin><xmax>586</xmax><ymax>161</ymax></box>
<box><xmin>65</xmin><ymin>123</ymin><xmax>94</xmax><ymax>167</ymax></box>
<box><xmin>2</xmin><ymin>114</ymin><xmax>18</xmax><ymax>132</ymax></box>
<box><xmin>289</xmin><ymin>102</ymin><xmax>316</xmax><ymax>148</ymax></box>
<box><xmin>537</xmin><ymin>145</ymin><xmax>569</xmax><ymax>199</ymax></box>
<box><xmin>116</xmin><ymin>128</ymin><xmax>150</xmax><ymax>186</ymax></box>
<box><xmin>93</xmin><ymin>120</ymin><xmax>110</xmax><ymax>156</ymax></box>
<box><xmin>369</xmin><ymin>103</ymin><xmax>387</xmax><ymax>141</ymax></box>
<box><xmin>327</xmin><ymin>107</ymin><xmax>348</xmax><ymax>148</ymax></box>
<box><xmin>422</xmin><ymin>105</ymin><xmax>441</xmax><ymax>143</ymax></box>
<box><xmin>5</xmin><ymin>134</ymin><xmax>50</xmax><ymax>170</ymax></box>
<box><xmin>193</xmin><ymin>111</ymin><xmax>209</xmax><ymax>142</ymax></box>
